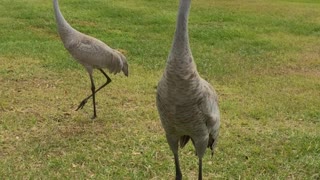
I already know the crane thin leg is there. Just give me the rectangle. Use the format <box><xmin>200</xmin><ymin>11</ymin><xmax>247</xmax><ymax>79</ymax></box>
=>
<box><xmin>76</xmin><ymin>69</ymin><xmax>112</xmax><ymax>112</ymax></box>
<box><xmin>198</xmin><ymin>158</ymin><xmax>202</xmax><ymax>180</ymax></box>
<box><xmin>89</xmin><ymin>74</ymin><xmax>97</xmax><ymax>119</ymax></box>
<box><xmin>174</xmin><ymin>153</ymin><xmax>182</xmax><ymax>180</ymax></box>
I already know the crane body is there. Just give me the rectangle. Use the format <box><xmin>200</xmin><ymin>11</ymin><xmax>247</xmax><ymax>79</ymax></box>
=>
<box><xmin>53</xmin><ymin>0</ymin><xmax>128</xmax><ymax>119</ymax></box>
<box><xmin>156</xmin><ymin>0</ymin><xmax>220</xmax><ymax>179</ymax></box>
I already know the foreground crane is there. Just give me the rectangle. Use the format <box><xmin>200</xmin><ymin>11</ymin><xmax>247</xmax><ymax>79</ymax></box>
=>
<box><xmin>156</xmin><ymin>0</ymin><xmax>220</xmax><ymax>179</ymax></box>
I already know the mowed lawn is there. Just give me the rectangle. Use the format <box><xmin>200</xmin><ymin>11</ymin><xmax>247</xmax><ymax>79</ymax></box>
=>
<box><xmin>0</xmin><ymin>0</ymin><xmax>319</xmax><ymax>179</ymax></box>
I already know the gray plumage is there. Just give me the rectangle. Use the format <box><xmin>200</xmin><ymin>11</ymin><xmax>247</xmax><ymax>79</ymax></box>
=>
<box><xmin>53</xmin><ymin>0</ymin><xmax>128</xmax><ymax>119</ymax></box>
<box><xmin>156</xmin><ymin>0</ymin><xmax>220</xmax><ymax>179</ymax></box>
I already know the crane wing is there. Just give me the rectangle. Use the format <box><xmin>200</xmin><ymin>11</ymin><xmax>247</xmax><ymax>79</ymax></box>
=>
<box><xmin>198</xmin><ymin>79</ymin><xmax>220</xmax><ymax>154</ymax></box>
<box><xmin>68</xmin><ymin>35</ymin><xmax>124</xmax><ymax>75</ymax></box>
<box><xmin>76</xmin><ymin>37</ymin><xmax>112</xmax><ymax>55</ymax></box>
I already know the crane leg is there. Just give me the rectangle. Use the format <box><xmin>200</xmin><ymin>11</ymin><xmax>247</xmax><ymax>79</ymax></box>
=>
<box><xmin>198</xmin><ymin>158</ymin><xmax>202</xmax><ymax>180</ymax></box>
<box><xmin>174</xmin><ymin>153</ymin><xmax>182</xmax><ymax>180</ymax></box>
<box><xmin>166</xmin><ymin>135</ymin><xmax>182</xmax><ymax>180</ymax></box>
<box><xmin>89</xmin><ymin>74</ymin><xmax>97</xmax><ymax>119</ymax></box>
<box><xmin>75</xmin><ymin>69</ymin><xmax>112</xmax><ymax>112</ymax></box>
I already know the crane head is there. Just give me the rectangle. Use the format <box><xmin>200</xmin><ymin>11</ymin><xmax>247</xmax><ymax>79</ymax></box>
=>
<box><xmin>115</xmin><ymin>49</ymin><xmax>128</xmax><ymax>77</ymax></box>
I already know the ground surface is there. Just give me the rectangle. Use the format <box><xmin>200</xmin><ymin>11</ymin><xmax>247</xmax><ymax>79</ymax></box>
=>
<box><xmin>0</xmin><ymin>0</ymin><xmax>319</xmax><ymax>179</ymax></box>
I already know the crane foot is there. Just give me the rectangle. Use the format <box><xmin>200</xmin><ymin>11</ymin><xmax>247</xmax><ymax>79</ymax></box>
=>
<box><xmin>75</xmin><ymin>98</ymin><xmax>88</xmax><ymax>111</ymax></box>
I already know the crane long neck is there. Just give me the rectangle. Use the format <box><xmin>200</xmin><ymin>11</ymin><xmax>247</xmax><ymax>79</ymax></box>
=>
<box><xmin>171</xmin><ymin>0</ymin><xmax>191</xmax><ymax>56</ymax></box>
<box><xmin>53</xmin><ymin>0</ymin><xmax>75</xmax><ymax>39</ymax></box>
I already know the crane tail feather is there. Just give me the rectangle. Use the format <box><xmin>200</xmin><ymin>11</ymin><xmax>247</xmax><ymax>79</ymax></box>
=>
<box><xmin>179</xmin><ymin>135</ymin><xmax>190</xmax><ymax>148</ymax></box>
<box><xmin>208</xmin><ymin>136</ymin><xmax>217</xmax><ymax>157</ymax></box>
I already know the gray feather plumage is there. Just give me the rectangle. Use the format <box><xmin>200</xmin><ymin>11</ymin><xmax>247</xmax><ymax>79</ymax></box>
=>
<box><xmin>156</xmin><ymin>0</ymin><xmax>220</xmax><ymax>161</ymax></box>
<box><xmin>53</xmin><ymin>0</ymin><xmax>128</xmax><ymax>76</ymax></box>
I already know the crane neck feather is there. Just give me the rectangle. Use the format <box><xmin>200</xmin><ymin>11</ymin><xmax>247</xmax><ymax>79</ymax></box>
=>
<box><xmin>165</xmin><ymin>0</ymin><xmax>198</xmax><ymax>80</ymax></box>
<box><xmin>171</xmin><ymin>0</ymin><xmax>191</xmax><ymax>56</ymax></box>
<box><xmin>53</xmin><ymin>0</ymin><xmax>75</xmax><ymax>38</ymax></box>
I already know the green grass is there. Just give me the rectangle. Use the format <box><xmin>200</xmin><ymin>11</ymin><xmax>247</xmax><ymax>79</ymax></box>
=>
<box><xmin>0</xmin><ymin>0</ymin><xmax>319</xmax><ymax>179</ymax></box>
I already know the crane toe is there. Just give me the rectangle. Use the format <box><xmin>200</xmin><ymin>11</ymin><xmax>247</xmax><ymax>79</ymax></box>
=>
<box><xmin>76</xmin><ymin>98</ymin><xmax>88</xmax><ymax>111</ymax></box>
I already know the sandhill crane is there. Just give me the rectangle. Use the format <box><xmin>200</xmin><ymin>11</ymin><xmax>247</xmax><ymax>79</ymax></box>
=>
<box><xmin>53</xmin><ymin>0</ymin><xmax>128</xmax><ymax>119</ymax></box>
<box><xmin>156</xmin><ymin>0</ymin><xmax>220</xmax><ymax>179</ymax></box>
